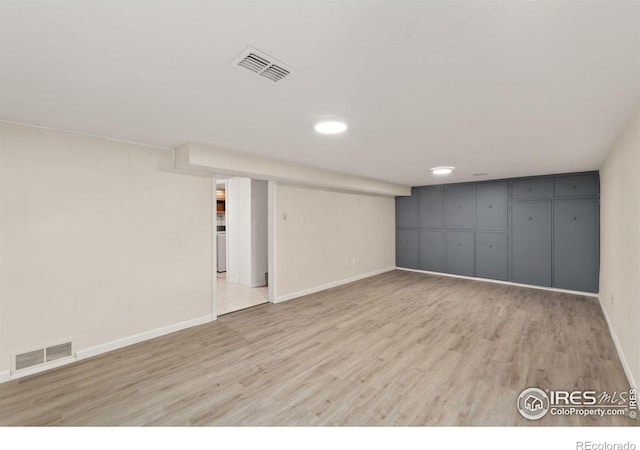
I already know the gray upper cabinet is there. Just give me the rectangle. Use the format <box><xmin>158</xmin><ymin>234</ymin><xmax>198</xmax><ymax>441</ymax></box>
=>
<box><xmin>445</xmin><ymin>185</ymin><xmax>475</xmax><ymax>229</ymax></box>
<box><xmin>446</xmin><ymin>231</ymin><xmax>474</xmax><ymax>276</ymax></box>
<box><xmin>418</xmin><ymin>186</ymin><xmax>444</xmax><ymax>229</ymax></box>
<box><xmin>511</xmin><ymin>201</ymin><xmax>552</xmax><ymax>286</ymax></box>
<box><xmin>553</xmin><ymin>199</ymin><xmax>600</xmax><ymax>292</ymax></box>
<box><xmin>396</xmin><ymin>192</ymin><xmax>418</xmax><ymax>228</ymax></box>
<box><xmin>512</xmin><ymin>180</ymin><xmax>550</xmax><ymax>199</ymax></box>
<box><xmin>476</xmin><ymin>232</ymin><xmax>508</xmax><ymax>281</ymax></box>
<box><xmin>419</xmin><ymin>230</ymin><xmax>444</xmax><ymax>272</ymax></box>
<box><xmin>554</xmin><ymin>175</ymin><xmax>599</xmax><ymax>198</ymax></box>
<box><xmin>396</xmin><ymin>229</ymin><xmax>419</xmax><ymax>269</ymax></box>
<box><xmin>476</xmin><ymin>183</ymin><xmax>507</xmax><ymax>229</ymax></box>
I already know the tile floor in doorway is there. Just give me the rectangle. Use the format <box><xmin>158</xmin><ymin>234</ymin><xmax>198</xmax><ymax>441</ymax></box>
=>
<box><xmin>216</xmin><ymin>272</ymin><xmax>268</xmax><ymax>315</ymax></box>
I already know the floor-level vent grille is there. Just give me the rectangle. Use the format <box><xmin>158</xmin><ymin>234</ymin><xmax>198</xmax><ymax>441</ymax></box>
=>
<box><xmin>12</xmin><ymin>340</ymin><xmax>75</xmax><ymax>374</ymax></box>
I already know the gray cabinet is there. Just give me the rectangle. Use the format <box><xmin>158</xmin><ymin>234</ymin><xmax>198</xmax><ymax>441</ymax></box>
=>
<box><xmin>554</xmin><ymin>175</ymin><xmax>598</xmax><ymax>198</ymax></box>
<box><xmin>396</xmin><ymin>229</ymin><xmax>418</xmax><ymax>269</ymax></box>
<box><xmin>396</xmin><ymin>193</ymin><xmax>418</xmax><ymax>228</ymax></box>
<box><xmin>446</xmin><ymin>186</ymin><xmax>475</xmax><ymax>229</ymax></box>
<box><xmin>511</xmin><ymin>201</ymin><xmax>551</xmax><ymax>286</ymax></box>
<box><xmin>418</xmin><ymin>186</ymin><xmax>444</xmax><ymax>229</ymax></box>
<box><xmin>419</xmin><ymin>230</ymin><xmax>444</xmax><ymax>272</ymax></box>
<box><xmin>396</xmin><ymin>172</ymin><xmax>599</xmax><ymax>293</ymax></box>
<box><xmin>476</xmin><ymin>232</ymin><xmax>508</xmax><ymax>281</ymax></box>
<box><xmin>553</xmin><ymin>199</ymin><xmax>599</xmax><ymax>292</ymax></box>
<box><xmin>446</xmin><ymin>231</ymin><xmax>474</xmax><ymax>276</ymax></box>
<box><xmin>476</xmin><ymin>183</ymin><xmax>507</xmax><ymax>229</ymax></box>
<box><xmin>512</xmin><ymin>180</ymin><xmax>550</xmax><ymax>199</ymax></box>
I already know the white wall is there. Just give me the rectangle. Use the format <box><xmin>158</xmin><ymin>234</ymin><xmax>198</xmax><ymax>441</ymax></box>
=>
<box><xmin>599</xmin><ymin>105</ymin><xmax>640</xmax><ymax>388</ymax></box>
<box><xmin>0</xmin><ymin>123</ymin><xmax>212</xmax><ymax>374</ymax></box>
<box><xmin>251</xmin><ymin>180</ymin><xmax>268</xmax><ymax>288</ymax></box>
<box><xmin>226</xmin><ymin>177</ymin><xmax>268</xmax><ymax>288</ymax></box>
<box><xmin>274</xmin><ymin>184</ymin><xmax>395</xmax><ymax>300</ymax></box>
<box><xmin>226</xmin><ymin>177</ymin><xmax>251</xmax><ymax>286</ymax></box>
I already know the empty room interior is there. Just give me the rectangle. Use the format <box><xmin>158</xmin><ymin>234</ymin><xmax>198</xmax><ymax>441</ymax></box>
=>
<box><xmin>1</xmin><ymin>1</ymin><xmax>640</xmax><ymax>432</ymax></box>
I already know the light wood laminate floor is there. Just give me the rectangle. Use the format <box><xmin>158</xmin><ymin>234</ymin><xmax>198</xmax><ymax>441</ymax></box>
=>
<box><xmin>0</xmin><ymin>270</ymin><xmax>635</xmax><ymax>426</ymax></box>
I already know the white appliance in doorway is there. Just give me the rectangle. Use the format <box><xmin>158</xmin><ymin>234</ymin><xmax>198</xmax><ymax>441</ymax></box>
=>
<box><xmin>216</xmin><ymin>232</ymin><xmax>226</xmax><ymax>272</ymax></box>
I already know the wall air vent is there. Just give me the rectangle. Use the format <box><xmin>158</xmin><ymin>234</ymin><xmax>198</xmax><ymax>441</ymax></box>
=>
<box><xmin>11</xmin><ymin>339</ymin><xmax>75</xmax><ymax>374</ymax></box>
<box><xmin>231</xmin><ymin>47</ymin><xmax>295</xmax><ymax>84</ymax></box>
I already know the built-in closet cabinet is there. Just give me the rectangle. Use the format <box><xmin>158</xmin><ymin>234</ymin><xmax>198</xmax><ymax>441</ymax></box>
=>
<box><xmin>395</xmin><ymin>172</ymin><xmax>600</xmax><ymax>293</ymax></box>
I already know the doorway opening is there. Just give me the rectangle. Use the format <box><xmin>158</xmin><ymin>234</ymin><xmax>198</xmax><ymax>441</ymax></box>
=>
<box><xmin>215</xmin><ymin>177</ymin><xmax>269</xmax><ymax>315</ymax></box>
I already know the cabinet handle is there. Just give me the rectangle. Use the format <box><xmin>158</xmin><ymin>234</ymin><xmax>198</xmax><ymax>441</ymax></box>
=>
<box><xmin>528</xmin><ymin>187</ymin><xmax>533</xmax><ymax>192</ymax></box>
<box><xmin>457</xmin><ymin>243</ymin><xmax>462</xmax><ymax>246</ymax></box>
<box><xmin>428</xmin><ymin>240</ymin><xmax>433</xmax><ymax>244</ymax></box>
<box><xmin>572</xmin><ymin>185</ymin><xmax>578</xmax><ymax>190</ymax></box>
<box><xmin>489</xmin><ymin>244</ymin><xmax>493</xmax><ymax>248</ymax></box>
<box><xmin>572</xmin><ymin>216</ymin><xmax>578</xmax><ymax>221</ymax></box>
<box><xmin>529</xmin><ymin>217</ymin><xmax>533</xmax><ymax>221</ymax></box>
<box><xmin>488</xmin><ymin>204</ymin><xmax>493</xmax><ymax>208</ymax></box>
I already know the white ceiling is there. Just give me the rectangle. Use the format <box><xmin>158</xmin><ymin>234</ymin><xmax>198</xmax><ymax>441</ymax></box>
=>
<box><xmin>1</xmin><ymin>1</ymin><xmax>639</xmax><ymax>186</ymax></box>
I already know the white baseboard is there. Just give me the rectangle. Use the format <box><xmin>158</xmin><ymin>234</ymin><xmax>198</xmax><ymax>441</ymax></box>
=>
<box><xmin>76</xmin><ymin>315</ymin><xmax>214</xmax><ymax>361</ymax></box>
<box><xmin>0</xmin><ymin>315</ymin><xmax>216</xmax><ymax>384</ymax></box>
<box><xmin>6</xmin><ymin>356</ymin><xmax>77</xmax><ymax>382</ymax></box>
<box><xmin>397</xmin><ymin>267</ymin><xmax>599</xmax><ymax>298</ymax></box>
<box><xmin>597</xmin><ymin>296</ymin><xmax>637</xmax><ymax>390</ymax></box>
<box><xmin>275</xmin><ymin>267</ymin><xmax>396</xmax><ymax>303</ymax></box>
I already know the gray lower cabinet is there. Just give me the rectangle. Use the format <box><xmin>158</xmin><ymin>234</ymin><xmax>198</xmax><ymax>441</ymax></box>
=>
<box><xmin>476</xmin><ymin>232</ymin><xmax>508</xmax><ymax>281</ymax></box>
<box><xmin>511</xmin><ymin>201</ymin><xmax>552</xmax><ymax>286</ymax></box>
<box><xmin>396</xmin><ymin>193</ymin><xmax>418</xmax><ymax>228</ymax></box>
<box><xmin>476</xmin><ymin>183</ymin><xmax>507</xmax><ymax>229</ymax></box>
<box><xmin>446</xmin><ymin>231</ymin><xmax>474</xmax><ymax>276</ymax></box>
<box><xmin>396</xmin><ymin>229</ymin><xmax>418</xmax><ymax>269</ymax></box>
<box><xmin>445</xmin><ymin>185</ymin><xmax>475</xmax><ymax>229</ymax></box>
<box><xmin>419</xmin><ymin>230</ymin><xmax>444</xmax><ymax>272</ymax></box>
<box><xmin>553</xmin><ymin>199</ymin><xmax>599</xmax><ymax>292</ymax></box>
<box><xmin>418</xmin><ymin>186</ymin><xmax>444</xmax><ymax>229</ymax></box>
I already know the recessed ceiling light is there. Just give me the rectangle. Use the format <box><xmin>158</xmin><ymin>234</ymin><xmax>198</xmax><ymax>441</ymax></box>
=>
<box><xmin>430</xmin><ymin>166</ymin><xmax>455</xmax><ymax>175</ymax></box>
<box><xmin>314</xmin><ymin>120</ymin><xmax>348</xmax><ymax>134</ymax></box>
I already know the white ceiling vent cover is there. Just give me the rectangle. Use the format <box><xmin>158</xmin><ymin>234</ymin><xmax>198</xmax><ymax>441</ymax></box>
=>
<box><xmin>231</xmin><ymin>47</ymin><xmax>295</xmax><ymax>84</ymax></box>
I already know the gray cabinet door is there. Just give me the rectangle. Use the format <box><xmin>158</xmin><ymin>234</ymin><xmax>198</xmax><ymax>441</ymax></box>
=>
<box><xmin>476</xmin><ymin>232</ymin><xmax>508</xmax><ymax>281</ymax></box>
<box><xmin>553</xmin><ymin>199</ymin><xmax>599</xmax><ymax>292</ymax></box>
<box><xmin>512</xmin><ymin>201</ymin><xmax>552</xmax><ymax>286</ymax></box>
<box><xmin>418</xmin><ymin>186</ymin><xmax>444</xmax><ymax>229</ymax></box>
<box><xmin>396</xmin><ymin>229</ymin><xmax>419</xmax><ymax>269</ymax></box>
<box><xmin>512</xmin><ymin>180</ymin><xmax>551</xmax><ymax>199</ymax></box>
<box><xmin>476</xmin><ymin>183</ymin><xmax>507</xmax><ymax>229</ymax></box>
<box><xmin>419</xmin><ymin>230</ymin><xmax>444</xmax><ymax>272</ymax></box>
<box><xmin>445</xmin><ymin>185</ymin><xmax>475</xmax><ymax>229</ymax></box>
<box><xmin>396</xmin><ymin>192</ymin><xmax>418</xmax><ymax>228</ymax></box>
<box><xmin>446</xmin><ymin>231</ymin><xmax>475</xmax><ymax>276</ymax></box>
<box><xmin>554</xmin><ymin>175</ymin><xmax>598</xmax><ymax>198</ymax></box>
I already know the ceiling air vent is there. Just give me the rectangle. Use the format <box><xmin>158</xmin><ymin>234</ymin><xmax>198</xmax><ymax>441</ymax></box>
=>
<box><xmin>231</xmin><ymin>47</ymin><xmax>295</xmax><ymax>84</ymax></box>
